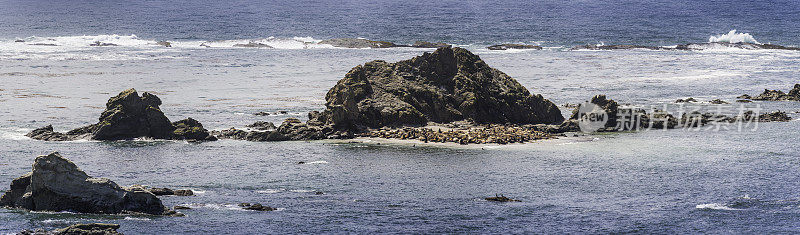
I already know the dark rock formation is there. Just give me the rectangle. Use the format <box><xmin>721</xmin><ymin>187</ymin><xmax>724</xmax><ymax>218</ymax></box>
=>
<box><xmin>245</xmin><ymin>121</ymin><xmax>276</xmax><ymax>130</ymax></box>
<box><xmin>172</xmin><ymin>118</ymin><xmax>217</xmax><ymax>141</ymax></box>
<box><xmin>19</xmin><ymin>223</ymin><xmax>123</xmax><ymax>235</ymax></box>
<box><xmin>213</xmin><ymin>118</ymin><xmax>333</xmax><ymax>141</ymax></box>
<box><xmin>89</xmin><ymin>41</ymin><xmax>118</xmax><ymax>47</ymax></box>
<box><xmin>485</xmin><ymin>194</ymin><xmax>521</xmax><ymax>202</ymax></box>
<box><xmin>749</xmin><ymin>84</ymin><xmax>800</xmax><ymax>101</ymax></box>
<box><xmin>487</xmin><ymin>44</ymin><xmax>542</xmax><ymax>50</ymax></box>
<box><xmin>27</xmin><ymin>89</ymin><xmax>214</xmax><ymax>142</ymax></box>
<box><xmin>238</xmin><ymin>203</ymin><xmax>275</xmax><ymax>211</ymax></box>
<box><xmin>675</xmin><ymin>97</ymin><xmax>698</xmax><ymax>103</ymax></box>
<box><xmin>0</xmin><ymin>152</ymin><xmax>168</xmax><ymax>215</ymax></box>
<box><xmin>147</xmin><ymin>187</ymin><xmax>194</xmax><ymax>196</ymax></box>
<box><xmin>309</xmin><ymin>46</ymin><xmax>564</xmax><ymax>131</ymax></box>
<box><xmin>233</xmin><ymin>42</ymin><xmax>273</xmax><ymax>48</ymax></box>
<box><xmin>318</xmin><ymin>38</ymin><xmax>396</xmax><ymax>48</ymax></box>
<box><xmin>412</xmin><ymin>41</ymin><xmax>449</xmax><ymax>48</ymax></box>
<box><xmin>254</xmin><ymin>112</ymin><xmax>271</xmax><ymax>116</ymax></box>
<box><xmin>15</xmin><ymin>39</ymin><xmax>25</xmax><ymax>43</ymax></box>
<box><xmin>157</xmin><ymin>41</ymin><xmax>172</xmax><ymax>47</ymax></box>
<box><xmin>709</xmin><ymin>99</ymin><xmax>728</xmax><ymax>104</ymax></box>
<box><xmin>568</xmin><ymin>95</ymin><xmax>620</xmax><ymax>130</ymax></box>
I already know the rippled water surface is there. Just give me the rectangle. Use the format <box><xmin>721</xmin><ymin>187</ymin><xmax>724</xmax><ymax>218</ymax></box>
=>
<box><xmin>2</xmin><ymin>0</ymin><xmax>800</xmax><ymax>234</ymax></box>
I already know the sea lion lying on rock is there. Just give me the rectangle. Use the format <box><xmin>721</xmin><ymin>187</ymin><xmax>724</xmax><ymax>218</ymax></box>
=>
<box><xmin>26</xmin><ymin>89</ymin><xmax>215</xmax><ymax>141</ymax></box>
<box><xmin>0</xmin><ymin>152</ymin><xmax>178</xmax><ymax>216</ymax></box>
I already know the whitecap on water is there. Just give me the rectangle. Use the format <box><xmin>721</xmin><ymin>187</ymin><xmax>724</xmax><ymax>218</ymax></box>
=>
<box><xmin>695</xmin><ymin>203</ymin><xmax>741</xmax><ymax>211</ymax></box>
<box><xmin>123</xmin><ymin>217</ymin><xmax>152</xmax><ymax>221</ymax></box>
<box><xmin>709</xmin><ymin>30</ymin><xmax>759</xmax><ymax>44</ymax></box>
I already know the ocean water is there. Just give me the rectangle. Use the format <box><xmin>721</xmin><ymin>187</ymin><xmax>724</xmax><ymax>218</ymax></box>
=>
<box><xmin>2</xmin><ymin>0</ymin><xmax>800</xmax><ymax>234</ymax></box>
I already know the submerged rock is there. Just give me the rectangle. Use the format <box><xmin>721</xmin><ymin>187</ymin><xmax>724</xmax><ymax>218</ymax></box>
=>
<box><xmin>485</xmin><ymin>194</ymin><xmax>521</xmax><ymax>202</ymax></box>
<box><xmin>675</xmin><ymin>97</ymin><xmax>698</xmax><ymax>103</ymax></box>
<box><xmin>19</xmin><ymin>223</ymin><xmax>123</xmax><ymax>235</ymax></box>
<box><xmin>709</xmin><ymin>99</ymin><xmax>729</xmax><ymax>104</ymax></box>
<box><xmin>233</xmin><ymin>42</ymin><xmax>273</xmax><ymax>48</ymax></box>
<box><xmin>318</xmin><ymin>38</ymin><xmax>397</xmax><ymax>48</ymax></box>
<box><xmin>14</xmin><ymin>39</ymin><xmax>25</xmax><ymax>43</ymax></box>
<box><xmin>571</xmin><ymin>44</ymin><xmax>661</xmax><ymax>50</ymax></box>
<box><xmin>412</xmin><ymin>41</ymin><xmax>449</xmax><ymax>48</ymax></box>
<box><xmin>89</xmin><ymin>41</ymin><xmax>118</xmax><ymax>47</ymax></box>
<box><xmin>572</xmin><ymin>42</ymin><xmax>800</xmax><ymax>51</ymax></box>
<box><xmin>487</xmin><ymin>44</ymin><xmax>542</xmax><ymax>50</ymax></box>
<box><xmin>238</xmin><ymin>203</ymin><xmax>275</xmax><ymax>211</ymax></box>
<box><xmin>310</xmin><ymin>46</ymin><xmax>563</xmax><ymax>131</ymax></box>
<box><xmin>0</xmin><ymin>152</ymin><xmax>168</xmax><ymax>215</ymax></box>
<box><xmin>157</xmin><ymin>41</ymin><xmax>172</xmax><ymax>47</ymax></box>
<box><xmin>27</xmin><ymin>89</ymin><xmax>214</xmax><ymax>141</ymax></box>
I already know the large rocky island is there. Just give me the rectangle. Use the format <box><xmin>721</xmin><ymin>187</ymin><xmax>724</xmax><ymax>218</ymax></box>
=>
<box><xmin>215</xmin><ymin>46</ymin><xmax>565</xmax><ymax>144</ymax></box>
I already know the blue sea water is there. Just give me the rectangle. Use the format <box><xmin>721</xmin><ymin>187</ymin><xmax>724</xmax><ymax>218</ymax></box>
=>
<box><xmin>1</xmin><ymin>0</ymin><xmax>800</xmax><ymax>234</ymax></box>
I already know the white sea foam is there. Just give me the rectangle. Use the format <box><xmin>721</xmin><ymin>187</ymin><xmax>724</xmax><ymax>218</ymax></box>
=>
<box><xmin>709</xmin><ymin>30</ymin><xmax>759</xmax><ymax>44</ymax></box>
<box><xmin>123</xmin><ymin>217</ymin><xmax>152</xmax><ymax>221</ymax></box>
<box><xmin>304</xmin><ymin>160</ymin><xmax>328</xmax><ymax>164</ymax></box>
<box><xmin>257</xmin><ymin>189</ymin><xmax>284</xmax><ymax>194</ymax></box>
<box><xmin>696</xmin><ymin>203</ymin><xmax>741</xmax><ymax>211</ymax></box>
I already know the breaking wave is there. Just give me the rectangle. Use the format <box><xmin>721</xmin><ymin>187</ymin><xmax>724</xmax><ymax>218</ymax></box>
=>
<box><xmin>709</xmin><ymin>30</ymin><xmax>759</xmax><ymax>44</ymax></box>
<box><xmin>695</xmin><ymin>203</ymin><xmax>741</xmax><ymax>211</ymax></box>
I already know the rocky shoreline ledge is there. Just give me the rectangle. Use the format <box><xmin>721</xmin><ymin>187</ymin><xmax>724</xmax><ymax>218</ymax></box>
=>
<box><xmin>24</xmin><ymin>47</ymin><xmax>795</xmax><ymax>145</ymax></box>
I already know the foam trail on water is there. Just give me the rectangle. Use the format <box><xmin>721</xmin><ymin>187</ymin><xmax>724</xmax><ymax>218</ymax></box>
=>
<box><xmin>695</xmin><ymin>203</ymin><xmax>741</xmax><ymax>211</ymax></box>
<box><xmin>709</xmin><ymin>30</ymin><xmax>759</xmax><ymax>44</ymax></box>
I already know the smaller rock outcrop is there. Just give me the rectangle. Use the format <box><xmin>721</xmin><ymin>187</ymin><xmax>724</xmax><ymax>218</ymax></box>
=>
<box><xmin>485</xmin><ymin>194</ymin><xmax>521</xmax><ymax>202</ymax></box>
<box><xmin>318</xmin><ymin>38</ymin><xmax>396</xmax><ymax>48</ymax></box>
<box><xmin>238</xmin><ymin>203</ymin><xmax>275</xmax><ymax>211</ymax></box>
<box><xmin>233</xmin><ymin>42</ymin><xmax>273</xmax><ymax>48</ymax></box>
<box><xmin>27</xmin><ymin>89</ymin><xmax>214</xmax><ymax>142</ymax></box>
<box><xmin>245</xmin><ymin>121</ymin><xmax>276</xmax><ymax>130</ymax></box>
<box><xmin>487</xmin><ymin>44</ymin><xmax>542</xmax><ymax>50</ymax></box>
<box><xmin>157</xmin><ymin>41</ymin><xmax>172</xmax><ymax>47</ymax></box>
<box><xmin>19</xmin><ymin>223</ymin><xmax>123</xmax><ymax>235</ymax></box>
<box><xmin>147</xmin><ymin>187</ymin><xmax>194</xmax><ymax>196</ymax></box>
<box><xmin>89</xmin><ymin>41</ymin><xmax>118</xmax><ymax>47</ymax></box>
<box><xmin>0</xmin><ymin>152</ymin><xmax>169</xmax><ymax>215</ymax></box>
<box><xmin>749</xmin><ymin>84</ymin><xmax>800</xmax><ymax>101</ymax></box>
<box><xmin>675</xmin><ymin>97</ymin><xmax>698</xmax><ymax>103</ymax></box>
<box><xmin>571</xmin><ymin>44</ymin><xmax>661</xmax><ymax>50</ymax></box>
<box><xmin>172</xmin><ymin>118</ymin><xmax>217</xmax><ymax>141</ymax></box>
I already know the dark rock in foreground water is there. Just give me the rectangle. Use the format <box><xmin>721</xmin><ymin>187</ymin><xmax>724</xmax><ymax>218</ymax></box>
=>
<box><xmin>232</xmin><ymin>42</ymin><xmax>273</xmax><ymax>48</ymax></box>
<box><xmin>487</xmin><ymin>44</ymin><xmax>542</xmax><ymax>50</ymax></box>
<box><xmin>27</xmin><ymin>89</ymin><xmax>215</xmax><ymax>142</ymax></box>
<box><xmin>239</xmin><ymin>203</ymin><xmax>275</xmax><ymax>211</ymax></box>
<box><xmin>89</xmin><ymin>41</ymin><xmax>118</xmax><ymax>47</ymax></box>
<box><xmin>0</xmin><ymin>152</ymin><xmax>169</xmax><ymax>215</ymax></box>
<box><xmin>310</xmin><ymin>46</ymin><xmax>564</xmax><ymax>131</ymax></box>
<box><xmin>318</xmin><ymin>38</ymin><xmax>397</xmax><ymax>48</ymax></box>
<box><xmin>19</xmin><ymin>223</ymin><xmax>123</xmax><ymax>235</ymax></box>
<box><xmin>485</xmin><ymin>194</ymin><xmax>521</xmax><ymax>202</ymax></box>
